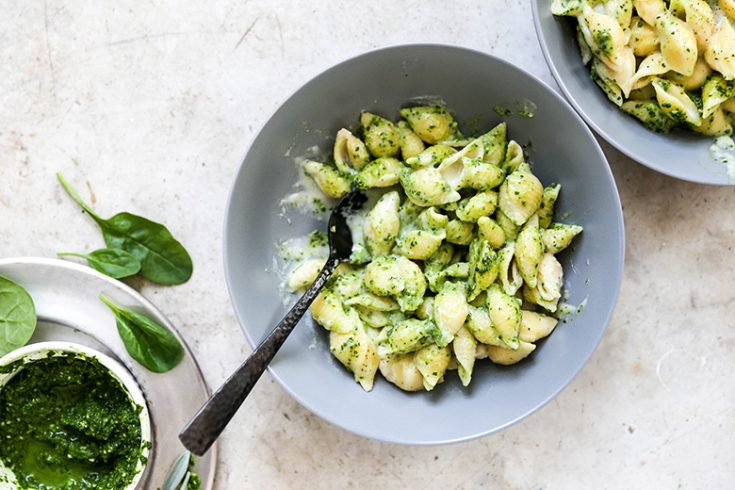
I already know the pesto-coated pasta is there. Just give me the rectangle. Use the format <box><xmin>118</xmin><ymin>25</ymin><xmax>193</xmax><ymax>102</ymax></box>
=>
<box><xmin>553</xmin><ymin>0</ymin><xmax>735</xmax><ymax>136</ymax></box>
<box><xmin>285</xmin><ymin>107</ymin><xmax>582</xmax><ymax>392</ymax></box>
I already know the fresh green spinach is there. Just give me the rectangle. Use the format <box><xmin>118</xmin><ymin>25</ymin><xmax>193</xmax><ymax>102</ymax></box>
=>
<box><xmin>161</xmin><ymin>451</ymin><xmax>191</xmax><ymax>490</ymax></box>
<box><xmin>58</xmin><ymin>248</ymin><xmax>142</xmax><ymax>279</ymax></box>
<box><xmin>57</xmin><ymin>173</ymin><xmax>193</xmax><ymax>285</ymax></box>
<box><xmin>100</xmin><ymin>294</ymin><xmax>183</xmax><ymax>373</ymax></box>
<box><xmin>0</xmin><ymin>276</ymin><xmax>37</xmax><ymax>356</ymax></box>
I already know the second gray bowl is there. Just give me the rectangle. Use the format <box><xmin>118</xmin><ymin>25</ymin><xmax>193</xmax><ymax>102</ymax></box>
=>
<box><xmin>533</xmin><ymin>0</ymin><xmax>735</xmax><ymax>185</ymax></box>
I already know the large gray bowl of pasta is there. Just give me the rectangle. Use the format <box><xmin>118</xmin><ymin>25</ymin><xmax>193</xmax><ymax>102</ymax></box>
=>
<box><xmin>533</xmin><ymin>0</ymin><xmax>735</xmax><ymax>185</ymax></box>
<box><xmin>223</xmin><ymin>44</ymin><xmax>624</xmax><ymax>444</ymax></box>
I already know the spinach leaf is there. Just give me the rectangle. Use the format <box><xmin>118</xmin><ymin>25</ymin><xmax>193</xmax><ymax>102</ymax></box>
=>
<box><xmin>161</xmin><ymin>451</ymin><xmax>191</xmax><ymax>490</ymax></box>
<box><xmin>100</xmin><ymin>294</ymin><xmax>183</xmax><ymax>373</ymax></box>
<box><xmin>57</xmin><ymin>173</ymin><xmax>193</xmax><ymax>285</ymax></box>
<box><xmin>0</xmin><ymin>276</ymin><xmax>37</xmax><ymax>356</ymax></box>
<box><xmin>58</xmin><ymin>248</ymin><xmax>142</xmax><ymax>279</ymax></box>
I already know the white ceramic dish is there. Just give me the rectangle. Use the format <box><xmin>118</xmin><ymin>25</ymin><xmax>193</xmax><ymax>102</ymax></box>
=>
<box><xmin>0</xmin><ymin>341</ymin><xmax>152</xmax><ymax>489</ymax></box>
<box><xmin>0</xmin><ymin>257</ymin><xmax>216</xmax><ymax>489</ymax></box>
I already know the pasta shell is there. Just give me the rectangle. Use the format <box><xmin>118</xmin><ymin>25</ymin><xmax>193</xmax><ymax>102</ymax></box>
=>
<box><xmin>415</xmin><ymin>344</ymin><xmax>452</xmax><ymax>391</ymax></box>
<box><xmin>486</xmin><ymin>341</ymin><xmax>537</xmax><ymax>366</ymax></box>
<box><xmin>364</xmin><ymin>255</ymin><xmax>427</xmax><ymax>312</ymax></box>
<box><xmin>629</xmin><ymin>16</ymin><xmax>659</xmax><ymax>57</ymax></box>
<box><xmin>542</xmin><ymin>223</ymin><xmax>584</xmax><ymax>254</ymax></box>
<box><xmin>453</xmin><ymin>327</ymin><xmax>477</xmax><ymax>387</ymax></box>
<box><xmin>485</xmin><ymin>284</ymin><xmax>521</xmax><ymax>350</ymax></box>
<box><xmin>345</xmin><ymin>293</ymin><xmax>400</xmax><ymax>312</ymax></box>
<box><xmin>445</xmin><ymin>219</ymin><xmax>474</xmax><ymax>245</ymax></box>
<box><xmin>578</xmin><ymin>4</ymin><xmax>628</xmax><ymax>71</ymax></box>
<box><xmin>702</xmin><ymin>74</ymin><xmax>735</xmax><ymax>119</ymax></box>
<box><xmin>538</xmin><ymin>184</ymin><xmax>561</xmax><ymax>229</ymax></box>
<box><xmin>495</xmin><ymin>209</ymin><xmax>520</xmax><ymax>241</ymax></box>
<box><xmin>400</xmin><ymin>106</ymin><xmax>456</xmax><ymax>145</ymax></box>
<box><xmin>591</xmin><ymin>58</ymin><xmax>624</xmax><ymax>106</ymax></box>
<box><xmin>537</xmin><ymin>253</ymin><xmax>564</xmax><ymax>303</ymax></box>
<box><xmin>287</xmin><ymin>258</ymin><xmax>326</xmax><ymax>291</ymax></box>
<box><xmin>504</xmin><ymin>140</ymin><xmax>525</xmax><ymax>173</ymax></box>
<box><xmin>721</xmin><ymin>0</ymin><xmax>735</xmax><ymax>21</ymax></box>
<box><xmin>395</xmin><ymin>229</ymin><xmax>445</xmax><ymax>260</ymax></box>
<box><xmin>355</xmin><ymin>307</ymin><xmax>392</xmax><ymax>328</ymax></box>
<box><xmin>456</xmin><ymin>191</ymin><xmax>498</xmax><ymax>222</ymax></box>
<box><xmin>657</xmin><ymin>11</ymin><xmax>698</xmax><ymax>77</ymax></box>
<box><xmin>515</xmin><ymin>214</ymin><xmax>544</xmax><ymax>288</ymax></box>
<box><xmin>633</xmin><ymin>0</ymin><xmax>666</xmax><ymax>26</ymax></box>
<box><xmin>705</xmin><ymin>17</ymin><xmax>735</xmax><ymax>80</ymax></box>
<box><xmin>433</xmin><ymin>281</ymin><xmax>469</xmax><ymax>346</ymax></box>
<box><xmin>651</xmin><ymin>77</ymin><xmax>703</xmax><ymax>126</ymax></box>
<box><xmin>692</xmin><ymin>106</ymin><xmax>733</xmax><ymax>135</ymax></box>
<box><xmin>400</xmin><ymin>166</ymin><xmax>460</xmax><ymax>207</ymax></box>
<box><xmin>477</xmin><ymin>216</ymin><xmax>506</xmax><ymax>248</ymax></box>
<box><xmin>665</xmin><ymin>57</ymin><xmax>712</xmax><ymax>90</ymax></box>
<box><xmin>404</xmin><ymin>144</ymin><xmax>456</xmax><ymax>168</ymax></box>
<box><xmin>621</xmin><ymin>100</ymin><xmax>677</xmax><ymax>133</ymax></box>
<box><xmin>330</xmin><ymin>326</ymin><xmax>379</xmax><ymax>391</ymax></box>
<box><xmin>519</xmin><ymin>311</ymin><xmax>559</xmax><ymax>343</ymax></box>
<box><xmin>669</xmin><ymin>0</ymin><xmax>715</xmax><ymax>51</ymax></box>
<box><xmin>364</xmin><ymin>191</ymin><xmax>400</xmax><ymax>257</ymax></box>
<box><xmin>479</xmin><ymin>123</ymin><xmax>507</xmax><ymax>165</ymax></box>
<box><xmin>361</xmin><ymin>112</ymin><xmax>400</xmax><ymax>157</ymax></box>
<box><xmin>603</xmin><ymin>0</ymin><xmax>633</xmax><ymax>29</ymax></box>
<box><xmin>464</xmin><ymin>305</ymin><xmax>505</xmax><ymax>347</ymax></box>
<box><xmin>303</xmin><ymin>160</ymin><xmax>351</xmax><ymax>198</ymax></box>
<box><xmin>468</xmin><ymin>238</ymin><xmax>499</xmax><ymax>301</ymax></box>
<box><xmin>551</xmin><ymin>0</ymin><xmax>583</xmax><ymax>16</ymax></box>
<box><xmin>353</xmin><ymin>157</ymin><xmax>402</xmax><ymax>189</ymax></box>
<box><xmin>497</xmin><ymin>242</ymin><xmax>524</xmax><ymax>296</ymax></box>
<box><xmin>629</xmin><ymin>52</ymin><xmax>670</xmax><ymax>91</ymax></box>
<box><xmin>386</xmin><ymin>318</ymin><xmax>440</xmax><ymax>354</ymax></box>
<box><xmin>721</xmin><ymin>97</ymin><xmax>735</xmax><ymax>112</ymax></box>
<box><xmin>311</xmin><ymin>290</ymin><xmax>361</xmax><ymax>334</ymax></box>
<box><xmin>438</xmin><ymin>138</ymin><xmax>485</xmax><ymax>190</ymax></box>
<box><xmin>498</xmin><ymin>163</ymin><xmax>544</xmax><ymax>226</ymax></box>
<box><xmin>396</xmin><ymin>121</ymin><xmax>425</xmax><ymax>160</ymax></box>
<box><xmin>522</xmin><ymin>254</ymin><xmax>564</xmax><ymax>313</ymax></box>
<box><xmin>577</xmin><ymin>24</ymin><xmax>594</xmax><ymax>64</ymax></box>
<box><xmin>379</xmin><ymin>354</ymin><xmax>424</xmax><ymax>391</ymax></box>
<box><xmin>333</xmin><ymin>128</ymin><xmax>369</xmax><ymax>175</ymax></box>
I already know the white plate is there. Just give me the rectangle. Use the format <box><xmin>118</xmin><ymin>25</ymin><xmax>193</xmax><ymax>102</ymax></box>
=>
<box><xmin>0</xmin><ymin>257</ymin><xmax>216</xmax><ymax>489</ymax></box>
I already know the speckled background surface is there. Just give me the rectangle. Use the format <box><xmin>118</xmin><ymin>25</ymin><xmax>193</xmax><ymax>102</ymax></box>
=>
<box><xmin>2</xmin><ymin>1</ymin><xmax>734</xmax><ymax>488</ymax></box>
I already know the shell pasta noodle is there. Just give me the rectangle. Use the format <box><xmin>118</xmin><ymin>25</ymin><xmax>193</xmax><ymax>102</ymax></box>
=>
<box><xmin>283</xmin><ymin>106</ymin><xmax>583</xmax><ymax>392</ymax></box>
<box><xmin>551</xmin><ymin>0</ymin><xmax>735</xmax><ymax>136</ymax></box>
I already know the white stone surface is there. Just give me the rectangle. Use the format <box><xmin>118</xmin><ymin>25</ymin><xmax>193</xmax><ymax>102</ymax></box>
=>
<box><xmin>2</xmin><ymin>1</ymin><xmax>734</xmax><ymax>488</ymax></box>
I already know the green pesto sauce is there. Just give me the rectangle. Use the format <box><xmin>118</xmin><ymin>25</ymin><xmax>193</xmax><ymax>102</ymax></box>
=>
<box><xmin>0</xmin><ymin>354</ymin><xmax>144</xmax><ymax>490</ymax></box>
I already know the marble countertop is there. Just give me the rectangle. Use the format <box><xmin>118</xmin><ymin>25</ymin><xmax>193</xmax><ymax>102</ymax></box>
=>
<box><xmin>2</xmin><ymin>1</ymin><xmax>734</xmax><ymax>487</ymax></box>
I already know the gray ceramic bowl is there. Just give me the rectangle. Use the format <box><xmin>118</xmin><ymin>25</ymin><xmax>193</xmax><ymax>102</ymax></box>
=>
<box><xmin>224</xmin><ymin>44</ymin><xmax>624</xmax><ymax>444</ymax></box>
<box><xmin>533</xmin><ymin>0</ymin><xmax>734</xmax><ymax>185</ymax></box>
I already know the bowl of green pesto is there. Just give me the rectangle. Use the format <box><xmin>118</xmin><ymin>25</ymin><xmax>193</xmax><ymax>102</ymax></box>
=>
<box><xmin>0</xmin><ymin>341</ymin><xmax>152</xmax><ymax>490</ymax></box>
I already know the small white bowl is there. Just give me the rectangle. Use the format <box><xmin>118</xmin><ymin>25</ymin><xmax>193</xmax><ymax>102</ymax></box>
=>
<box><xmin>0</xmin><ymin>341</ymin><xmax>152</xmax><ymax>490</ymax></box>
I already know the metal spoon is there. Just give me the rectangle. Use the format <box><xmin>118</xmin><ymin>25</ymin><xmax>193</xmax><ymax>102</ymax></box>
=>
<box><xmin>179</xmin><ymin>190</ymin><xmax>367</xmax><ymax>456</ymax></box>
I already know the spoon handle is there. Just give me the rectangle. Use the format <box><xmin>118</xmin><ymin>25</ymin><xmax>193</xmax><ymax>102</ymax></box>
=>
<box><xmin>179</xmin><ymin>256</ymin><xmax>340</xmax><ymax>456</ymax></box>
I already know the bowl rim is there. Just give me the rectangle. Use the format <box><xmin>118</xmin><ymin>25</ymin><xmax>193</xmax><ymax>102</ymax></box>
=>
<box><xmin>531</xmin><ymin>0</ymin><xmax>732</xmax><ymax>186</ymax></box>
<box><xmin>223</xmin><ymin>42</ymin><xmax>626</xmax><ymax>445</ymax></box>
<box><xmin>0</xmin><ymin>340</ymin><xmax>152</xmax><ymax>489</ymax></box>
